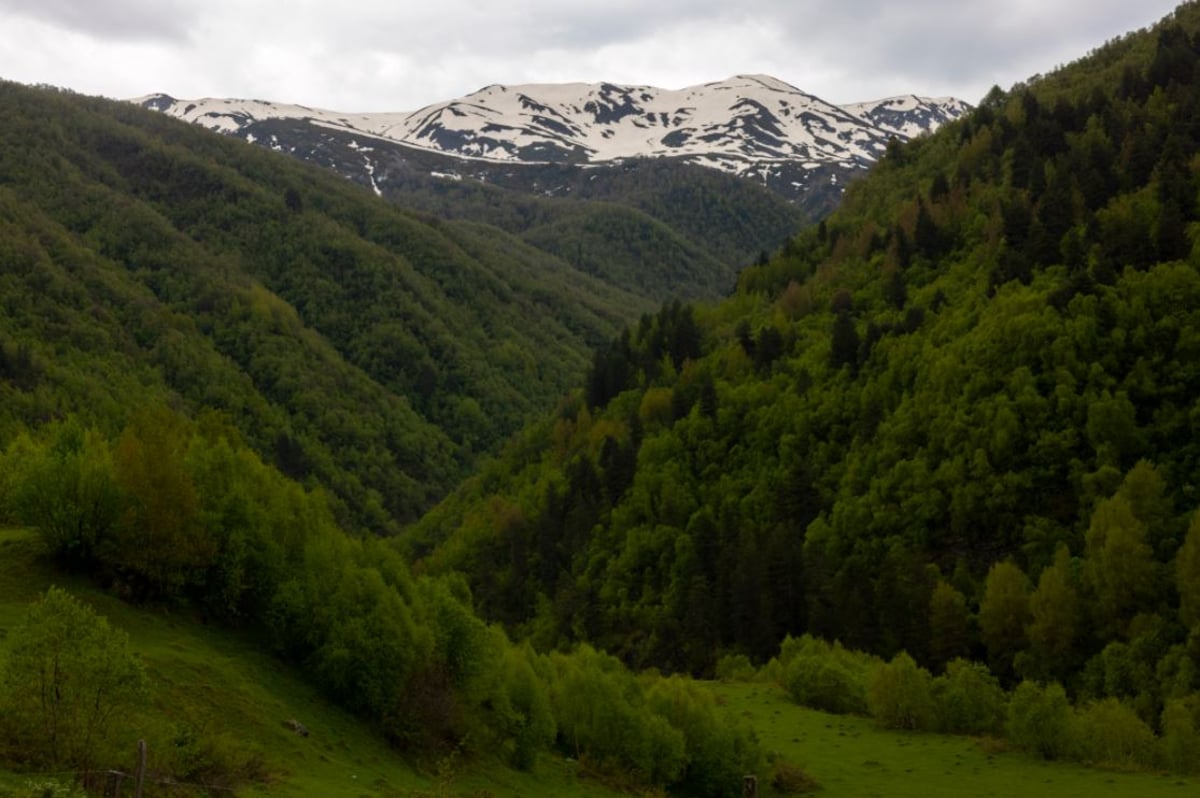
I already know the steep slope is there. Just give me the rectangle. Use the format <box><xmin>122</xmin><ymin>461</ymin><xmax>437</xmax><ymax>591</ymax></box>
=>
<box><xmin>265</xmin><ymin>123</ymin><xmax>808</xmax><ymax>289</ymax></box>
<box><xmin>137</xmin><ymin>112</ymin><xmax>800</xmax><ymax>302</ymax></box>
<box><xmin>407</xmin><ymin>0</ymin><xmax>1200</xmax><ymax>718</ymax></box>
<box><xmin>0</xmin><ymin>81</ymin><xmax>656</xmax><ymax>531</ymax></box>
<box><xmin>136</xmin><ymin>75</ymin><xmax>969</xmax><ymax>209</ymax></box>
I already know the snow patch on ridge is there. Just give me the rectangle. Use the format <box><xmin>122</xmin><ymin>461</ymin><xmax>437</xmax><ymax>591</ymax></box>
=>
<box><xmin>132</xmin><ymin>77</ymin><xmax>970</xmax><ymax>186</ymax></box>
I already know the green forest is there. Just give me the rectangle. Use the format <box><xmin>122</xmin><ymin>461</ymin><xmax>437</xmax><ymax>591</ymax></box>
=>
<box><xmin>371</xmin><ymin>155</ymin><xmax>804</xmax><ymax>302</ymax></box>
<box><xmin>4</xmin><ymin>1</ymin><xmax>1200</xmax><ymax>796</ymax></box>
<box><xmin>0</xmin><ymin>80</ymin><xmax>684</xmax><ymax>534</ymax></box>
<box><xmin>406</xmin><ymin>0</ymin><xmax>1200</xmax><ymax>776</ymax></box>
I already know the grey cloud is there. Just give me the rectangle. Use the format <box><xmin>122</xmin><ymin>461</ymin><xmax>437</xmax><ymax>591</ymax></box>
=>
<box><xmin>309</xmin><ymin>0</ymin><xmax>732</xmax><ymax>63</ymax></box>
<box><xmin>0</xmin><ymin>0</ymin><xmax>1186</xmax><ymax>112</ymax></box>
<box><xmin>766</xmin><ymin>0</ymin><xmax>1182</xmax><ymax>101</ymax></box>
<box><xmin>0</xmin><ymin>0</ymin><xmax>195</xmax><ymax>41</ymax></box>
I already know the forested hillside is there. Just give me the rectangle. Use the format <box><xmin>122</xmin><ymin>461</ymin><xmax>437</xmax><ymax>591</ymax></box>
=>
<box><xmin>0</xmin><ymin>412</ymin><xmax>769</xmax><ymax>797</ymax></box>
<box><xmin>7</xmin><ymin>1</ymin><xmax>1200</xmax><ymax>793</ymax></box>
<box><xmin>408</xmin><ymin>0</ymin><xmax>1200</xmax><ymax>734</ymax></box>
<box><xmin>237</xmin><ymin>116</ymin><xmax>804</xmax><ymax>301</ymax></box>
<box><xmin>0</xmin><ymin>77</ymin><xmax>804</xmax><ymax>796</ymax></box>
<box><xmin>377</xmin><ymin>158</ymin><xmax>801</xmax><ymax>302</ymax></box>
<box><xmin>0</xmin><ymin>81</ymin><xmax>677</xmax><ymax>532</ymax></box>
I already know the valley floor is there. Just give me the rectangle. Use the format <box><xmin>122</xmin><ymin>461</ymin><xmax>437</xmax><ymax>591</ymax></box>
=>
<box><xmin>1</xmin><ymin>527</ymin><xmax>1195</xmax><ymax>798</ymax></box>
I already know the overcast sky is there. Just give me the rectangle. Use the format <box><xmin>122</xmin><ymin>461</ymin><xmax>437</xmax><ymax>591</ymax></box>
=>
<box><xmin>0</xmin><ymin>0</ymin><xmax>1185</xmax><ymax>111</ymax></box>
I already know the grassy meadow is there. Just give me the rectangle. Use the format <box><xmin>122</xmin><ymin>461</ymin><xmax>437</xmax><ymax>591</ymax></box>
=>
<box><xmin>713</xmin><ymin>681</ymin><xmax>1198</xmax><ymax>798</ymax></box>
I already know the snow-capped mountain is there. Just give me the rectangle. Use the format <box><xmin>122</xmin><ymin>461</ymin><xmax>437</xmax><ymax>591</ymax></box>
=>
<box><xmin>134</xmin><ymin>75</ymin><xmax>969</xmax><ymax>209</ymax></box>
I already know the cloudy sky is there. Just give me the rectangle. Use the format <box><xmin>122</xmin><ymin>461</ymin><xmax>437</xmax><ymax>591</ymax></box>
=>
<box><xmin>0</xmin><ymin>0</ymin><xmax>1184</xmax><ymax>111</ymax></box>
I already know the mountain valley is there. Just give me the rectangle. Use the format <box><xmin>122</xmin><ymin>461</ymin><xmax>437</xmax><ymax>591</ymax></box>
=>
<box><xmin>4</xmin><ymin>3</ymin><xmax>1200</xmax><ymax>797</ymax></box>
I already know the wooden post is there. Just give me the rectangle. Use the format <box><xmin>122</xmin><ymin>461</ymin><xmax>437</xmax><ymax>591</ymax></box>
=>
<box><xmin>743</xmin><ymin>774</ymin><xmax>758</xmax><ymax>798</ymax></box>
<box><xmin>134</xmin><ymin>739</ymin><xmax>147</xmax><ymax>798</ymax></box>
<box><xmin>103</xmin><ymin>770</ymin><xmax>124</xmax><ymax>798</ymax></box>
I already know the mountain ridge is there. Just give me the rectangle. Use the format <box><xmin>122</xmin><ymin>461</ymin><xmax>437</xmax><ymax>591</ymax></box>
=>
<box><xmin>134</xmin><ymin>75</ymin><xmax>970</xmax><ymax>206</ymax></box>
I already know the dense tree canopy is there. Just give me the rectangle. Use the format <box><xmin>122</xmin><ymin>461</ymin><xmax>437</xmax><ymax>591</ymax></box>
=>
<box><xmin>407</xmin><ymin>5</ymin><xmax>1200</xmax><ymax>738</ymax></box>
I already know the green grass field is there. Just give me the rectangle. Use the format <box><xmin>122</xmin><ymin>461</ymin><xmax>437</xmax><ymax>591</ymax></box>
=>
<box><xmin>712</xmin><ymin>681</ymin><xmax>1198</xmax><ymax>798</ymax></box>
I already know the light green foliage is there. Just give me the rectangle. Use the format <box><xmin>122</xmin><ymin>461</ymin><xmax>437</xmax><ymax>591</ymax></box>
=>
<box><xmin>867</xmin><ymin>651</ymin><xmax>936</xmax><ymax>731</ymax></box>
<box><xmin>419</xmin><ymin>576</ymin><xmax>494</xmax><ymax>701</ymax></box>
<box><xmin>1070</xmin><ymin>698</ymin><xmax>1156</xmax><ymax>769</ymax></box>
<box><xmin>548</xmin><ymin>645</ymin><xmax>686</xmax><ymax>787</ymax></box>
<box><xmin>781</xmin><ymin>636</ymin><xmax>874</xmax><ymax>715</ymax></box>
<box><xmin>494</xmin><ymin>643</ymin><xmax>556</xmax><ymax>770</ymax></box>
<box><xmin>0</xmin><ymin>588</ymin><xmax>146</xmax><ymax>770</ymax></box>
<box><xmin>1154</xmin><ymin>639</ymin><xmax>1200</xmax><ymax>701</ymax></box>
<box><xmin>183</xmin><ymin>420</ymin><xmax>317</xmax><ymax>620</ymax></box>
<box><xmin>645</xmin><ymin>675</ymin><xmax>762</xmax><ymax>798</ymax></box>
<box><xmin>271</xmin><ymin>536</ymin><xmax>439</xmax><ymax>750</ymax></box>
<box><xmin>1085</xmin><ymin>391</ymin><xmax>1142</xmax><ymax>465</ymax></box>
<box><xmin>0</xmin><ymin>410</ymin><xmax>321</xmax><ymax>615</ymax></box>
<box><xmin>933</xmin><ymin>659</ymin><xmax>1007</xmax><ymax>735</ymax></box>
<box><xmin>0</xmin><ymin>528</ymin><xmax>631</xmax><ymax>798</ymax></box>
<box><xmin>1078</xmin><ymin>634</ymin><xmax>1161</xmax><ymax>720</ymax></box>
<box><xmin>0</xmin><ymin>421</ymin><xmax>121</xmax><ymax>566</ymax></box>
<box><xmin>1007</xmin><ymin>681</ymin><xmax>1073</xmax><ymax>760</ymax></box>
<box><xmin>1161</xmin><ymin>695</ymin><xmax>1200</xmax><ymax>775</ymax></box>
<box><xmin>714</xmin><ymin>653</ymin><xmax>757</xmax><ymax>682</ymax></box>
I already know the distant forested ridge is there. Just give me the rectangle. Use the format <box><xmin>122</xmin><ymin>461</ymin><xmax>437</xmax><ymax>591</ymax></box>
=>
<box><xmin>407</xmin><ymin>0</ymin><xmax>1200</xmax><ymax>733</ymax></box>
<box><xmin>241</xmin><ymin>119</ymin><xmax>806</xmax><ymax>302</ymax></box>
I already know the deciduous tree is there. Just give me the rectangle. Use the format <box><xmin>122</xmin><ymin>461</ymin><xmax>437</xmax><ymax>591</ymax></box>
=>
<box><xmin>929</xmin><ymin>580</ymin><xmax>971</xmax><ymax>668</ymax></box>
<box><xmin>979</xmin><ymin>560</ymin><xmax>1030</xmax><ymax>680</ymax></box>
<box><xmin>1084</xmin><ymin>495</ymin><xmax>1158</xmax><ymax>638</ymax></box>
<box><xmin>0</xmin><ymin>588</ymin><xmax>146</xmax><ymax>771</ymax></box>
<box><xmin>1023</xmin><ymin>544</ymin><xmax>1080</xmax><ymax>681</ymax></box>
<box><xmin>108</xmin><ymin>408</ymin><xmax>213</xmax><ymax>598</ymax></box>
<box><xmin>867</xmin><ymin>651</ymin><xmax>936</xmax><ymax>730</ymax></box>
<box><xmin>1007</xmin><ymin>680</ymin><xmax>1072</xmax><ymax>759</ymax></box>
